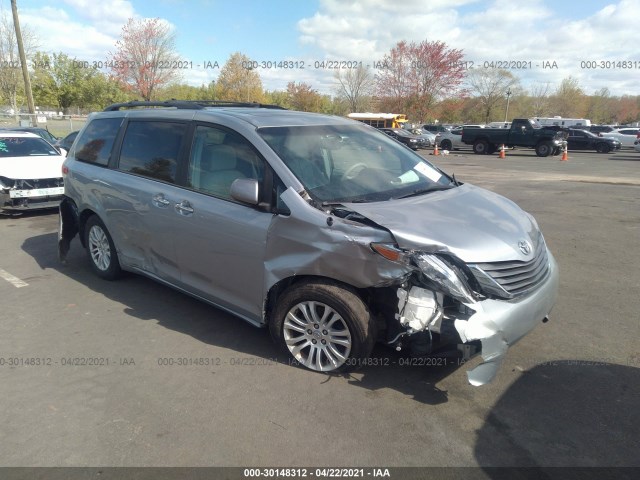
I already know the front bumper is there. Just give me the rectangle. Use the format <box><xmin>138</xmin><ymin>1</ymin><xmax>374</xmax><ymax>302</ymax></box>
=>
<box><xmin>1</xmin><ymin>191</ymin><xmax>64</xmax><ymax>211</ymax></box>
<box><xmin>454</xmin><ymin>251</ymin><xmax>559</xmax><ymax>385</ymax></box>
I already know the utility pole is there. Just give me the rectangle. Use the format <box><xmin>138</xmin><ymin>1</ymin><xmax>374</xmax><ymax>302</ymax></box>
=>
<box><xmin>10</xmin><ymin>0</ymin><xmax>36</xmax><ymax>125</ymax></box>
<box><xmin>504</xmin><ymin>88</ymin><xmax>512</xmax><ymax>123</ymax></box>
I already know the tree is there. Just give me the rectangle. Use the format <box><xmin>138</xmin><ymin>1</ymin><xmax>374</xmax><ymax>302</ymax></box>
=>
<box><xmin>334</xmin><ymin>65</ymin><xmax>374</xmax><ymax>112</ymax></box>
<box><xmin>108</xmin><ymin>18</ymin><xmax>180</xmax><ymax>101</ymax></box>
<box><xmin>466</xmin><ymin>69</ymin><xmax>519</xmax><ymax>123</ymax></box>
<box><xmin>286</xmin><ymin>82</ymin><xmax>322</xmax><ymax>112</ymax></box>
<box><xmin>587</xmin><ymin>87</ymin><xmax>614</xmax><ymax>124</ymax></box>
<box><xmin>216</xmin><ymin>52</ymin><xmax>263</xmax><ymax>102</ymax></box>
<box><xmin>551</xmin><ymin>76</ymin><xmax>587</xmax><ymax>118</ymax></box>
<box><xmin>31</xmin><ymin>52</ymin><xmax>105</xmax><ymax>114</ymax></box>
<box><xmin>375</xmin><ymin>40</ymin><xmax>466</xmax><ymax>121</ymax></box>
<box><xmin>529</xmin><ymin>82</ymin><xmax>551</xmax><ymax>117</ymax></box>
<box><xmin>0</xmin><ymin>11</ymin><xmax>37</xmax><ymax>116</ymax></box>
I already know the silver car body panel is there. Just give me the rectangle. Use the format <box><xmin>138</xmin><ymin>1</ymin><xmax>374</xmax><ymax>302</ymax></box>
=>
<box><xmin>266</xmin><ymin>188</ymin><xmax>414</xmax><ymax>292</ymax></box>
<box><xmin>342</xmin><ymin>184</ymin><xmax>538</xmax><ymax>263</ymax></box>
<box><xmin>60</xmin><ymin>107</ymin><xmax>560</xmax><ymax>386</ymax></box>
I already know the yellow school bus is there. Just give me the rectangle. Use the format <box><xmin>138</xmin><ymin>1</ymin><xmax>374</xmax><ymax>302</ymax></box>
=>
<box><xmin>347</xmin><ymin>113</ymin><xmax>408</xmax><ymax>129</ymax></box>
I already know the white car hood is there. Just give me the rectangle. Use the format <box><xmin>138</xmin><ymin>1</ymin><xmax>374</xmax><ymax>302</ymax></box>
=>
<box><xmin>0</xmin><ymin>155</ymin><xmax>65</xmax><ymax>180</ymax></box>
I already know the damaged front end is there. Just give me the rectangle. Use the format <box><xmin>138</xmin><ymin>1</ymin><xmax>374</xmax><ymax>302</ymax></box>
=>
<box><xmin>0</xmin><ymin>176</ymin><xmax>65</xmax><ymax>211</ymax></box>
<box><xmin>372</xmin><ymin>243</ymin><xmax>559</xmax><ymax>386</ymax></box>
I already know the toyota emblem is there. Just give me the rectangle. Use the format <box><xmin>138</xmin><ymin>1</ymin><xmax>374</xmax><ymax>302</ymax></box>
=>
<box><xmin>518</xmin><ymin>240</ymin><xmax>532</xmax><ymax>255</ymax></box>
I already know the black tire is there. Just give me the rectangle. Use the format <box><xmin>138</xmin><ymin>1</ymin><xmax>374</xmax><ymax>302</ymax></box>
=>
<box><xmin>84</xmin><ymin>215</ymin><xmax>121</xmax><ymax>280</ymax></box>
<box><xmin>535</xmin><ymin>142</ymin><xmax>554</xmax><ymax>157</ymax></box>
<box><xmin>552</xmin><ymin>147</ymin><xmax>561</xmax><ymax>156</ymax></box>
<box><xmin>596</xmin><ymin>143</ymin><xmax>611</xmax><ymax>153</ymax></box>
<box><xmin>473</xmin><ymin>139</ymin><xmax>489</xmax><ymax>155</ymax></box>
<box><xmin>441</xmin><ymin>139</ymin><xmax>453</xmax><ymax>151</ymax></box>
<box><xmin>269</xmin><ymin>280</ymin><xmax>375</xmax><ymax>373</ymax></box>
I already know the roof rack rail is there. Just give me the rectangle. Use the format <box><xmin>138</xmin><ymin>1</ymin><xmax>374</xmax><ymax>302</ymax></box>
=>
<box><xmin>103</xmin><ymin>100</ymin><xmax>287</xmax><ymax>111</ymax></box>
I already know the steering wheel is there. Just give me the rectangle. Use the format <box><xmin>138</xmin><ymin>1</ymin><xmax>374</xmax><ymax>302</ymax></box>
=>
<box><xmin>341</xmin><ymin>163</ymin><xmax>368</xmax><ymax>181</ymax></box>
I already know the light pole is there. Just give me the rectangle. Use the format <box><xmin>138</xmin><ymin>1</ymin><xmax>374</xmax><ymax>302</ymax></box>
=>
<box><xmin>504</xmin><ymin>88</ymin><xmax>512</xmax><ymax>123</ymax></box>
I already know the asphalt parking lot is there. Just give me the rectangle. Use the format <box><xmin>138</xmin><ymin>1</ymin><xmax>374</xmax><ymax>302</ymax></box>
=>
<box><xmin>1</xmin><ymin>147</ymin><xmax>638</xmax><ymax>472</ymax></box>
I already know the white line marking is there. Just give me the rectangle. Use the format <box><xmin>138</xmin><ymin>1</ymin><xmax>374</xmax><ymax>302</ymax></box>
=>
<box><xmin>0</xmin><ymin>268</ymin><xmax>29</xmax><ymax>288</ymax></box>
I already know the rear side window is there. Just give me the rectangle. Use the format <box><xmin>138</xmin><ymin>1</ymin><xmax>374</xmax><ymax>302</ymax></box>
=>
<box><xmin>117</xmin><ymin>121</ymin><xmax>186</xmax><ymax>184</ymax></box>
<box><xmin>73</xmin><ymin>117</ymin><xmax>122</xmax><ymax>165</ymax></box>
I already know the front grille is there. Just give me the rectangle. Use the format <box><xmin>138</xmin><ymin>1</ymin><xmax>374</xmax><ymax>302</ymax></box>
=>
<box><xmin>469</xmin><ymin>232</ymin><xmax>550</xmax><ymax>298</ymax></box>
<box><xmin>14</xmin><ymin>177</ymin><xmax>64</xmax><ymax>189</ymax></box>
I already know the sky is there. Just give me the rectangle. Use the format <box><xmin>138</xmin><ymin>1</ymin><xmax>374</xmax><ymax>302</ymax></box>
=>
<box><xmin>3</xmin><ymin>0</ymin><xmax>639</xmax><ymax>97</ymax></box>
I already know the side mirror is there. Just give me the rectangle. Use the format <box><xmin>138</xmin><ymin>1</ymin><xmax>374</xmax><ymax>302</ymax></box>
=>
<box><xmin>230</xmin><ymin>178</ymin><xmax>259</xmax><ymax>205</ymax></box>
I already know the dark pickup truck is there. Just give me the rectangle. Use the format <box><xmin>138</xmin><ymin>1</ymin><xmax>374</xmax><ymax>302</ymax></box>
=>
<box><xmin>461</xmin><ymin>118</ymin><xmax>567</xmax><ymax>157</ymax></box>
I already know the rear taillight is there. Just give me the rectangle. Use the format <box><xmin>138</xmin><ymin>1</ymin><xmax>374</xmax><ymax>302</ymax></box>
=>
<box><xmin>62</xmin><ymin>165</ymin><xmax>68</xmax><ymax>175</ymax></box>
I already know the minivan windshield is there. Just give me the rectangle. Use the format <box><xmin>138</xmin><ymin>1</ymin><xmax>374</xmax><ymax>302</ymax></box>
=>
<box><xmin>258</xmin><ymin>124</ymin><xmax>453</xmax><ymax>203</ymax></box>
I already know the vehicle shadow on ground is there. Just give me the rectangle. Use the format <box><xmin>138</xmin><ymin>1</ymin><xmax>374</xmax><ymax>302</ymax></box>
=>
<box><xmin>22</xmin><ymin>231</ymin><xmax>461</xmax><ymax>405</ymax></box>
<box><xmin>475</xmin><ymin>362</ymin><xmax>640</xmax><ymax>471</ymax></box>
<box><xmin>606</xmin><ymin>154</ymin><xmax>640</xmax><ymax>161</ymax></box>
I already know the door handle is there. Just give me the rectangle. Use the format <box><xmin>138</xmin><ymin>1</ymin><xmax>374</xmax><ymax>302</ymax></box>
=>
<box><xmin>175</xmin><ymin>200</ymin><xmax>194</xmax><ymax>216</ymax></box>
<box><xmin>152</xmin><ymin>193</ymin><xmax>171</xmax><ymax>208</ymax></box>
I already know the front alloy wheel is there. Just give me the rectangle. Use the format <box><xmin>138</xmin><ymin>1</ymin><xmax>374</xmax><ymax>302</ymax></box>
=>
<box><xmin>283</xmin><ymin>301</ymin><xmax>352</xmax><ymax>371</ymax></box>
<box><xmin>270</xmin><ymin>281</ymin><xmax>374</xmax><ymax>373</ymax></box>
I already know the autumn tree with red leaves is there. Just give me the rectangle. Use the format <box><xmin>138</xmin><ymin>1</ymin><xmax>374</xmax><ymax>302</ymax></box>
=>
<box><xmin>108</xmin><ymin>18</ymin><xmax>180</xmax><ymax>101</ymax></box>
<box><xmin>376</xmin><ymin>40</ymin><xmax>466</xmax><ymax>121</ymax></box>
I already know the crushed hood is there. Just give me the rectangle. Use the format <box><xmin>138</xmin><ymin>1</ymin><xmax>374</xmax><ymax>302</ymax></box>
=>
<box><xmin>0</xmin><ymin>155</ymin><xmax>65</xmax><ymax>180</ymax></box>
<box><xmin>343</xmin><ymin>184</ymin><xmax>538</xmax><ymax>263</ymax></box>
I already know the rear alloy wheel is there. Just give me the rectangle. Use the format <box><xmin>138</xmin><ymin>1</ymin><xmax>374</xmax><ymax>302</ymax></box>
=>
<box><xmin>473</xmin><ymin>139</ymin><xmax>489</xmax><ymax>155</ymax></box>
<box><xmin>441</xmin><ymin>139</ymin><xmax>453</xmax><ymax>151</ymax></box>
<box><xmin>596</xmin><ymin>143</ymin><xmax>611</xmax><ymax>153</ymax></box>
<box><xmin>535</xmin><ymin>142</ymin><xmax>554</xmax><ymax>157</ymax></box>
<box><xmin>84</xmin><ymin>215</ymin><xmax>121</xmax><ymax>280</ymax></box>
<box><xmin>270</xmin><ymin>281</ymin><xmax>374</xmax><ymax>373</ymax></box>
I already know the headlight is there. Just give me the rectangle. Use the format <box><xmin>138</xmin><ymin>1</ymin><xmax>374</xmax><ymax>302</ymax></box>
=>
<box><xmin>0</xmin><ymin>176</ymin><xmax>15</xmax><ymax>189</ymax></box>
<box><xmin>414</xmin><ymin>253</ymin><xmax>476</xmax><ymax>304</ymax></box>
<box><xmin>410</xmin><ymin>139</ymin><xmax>417</xmax><ymax>142</ymax></box>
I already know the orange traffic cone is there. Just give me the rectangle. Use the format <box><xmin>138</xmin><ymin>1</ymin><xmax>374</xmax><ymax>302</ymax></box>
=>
<box><xmin>560</xmin><ymin>146</ymin><xmax>568</xmax><ymax>161</ymax></box>
<box><xmin>433</xmin><ymin>143</ymin><xmax>439</xmax><ymax>156</ymax></box>
<box><xmin>498</xmin><ymin>144</ymin><xmax>506</xmax><ymax>159</ymax></box>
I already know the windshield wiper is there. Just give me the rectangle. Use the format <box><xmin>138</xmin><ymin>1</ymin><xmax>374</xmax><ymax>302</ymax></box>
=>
<box><xmin>393</xmin><ymin>185</ymin><xmax>452</xmax><ymax>200</ymax></box>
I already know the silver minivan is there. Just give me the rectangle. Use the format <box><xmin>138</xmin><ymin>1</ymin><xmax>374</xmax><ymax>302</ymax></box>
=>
<box><xmin>59</xmin><ymin>101</ymin><xmax>559</xmax><ymax>386</ymax></box>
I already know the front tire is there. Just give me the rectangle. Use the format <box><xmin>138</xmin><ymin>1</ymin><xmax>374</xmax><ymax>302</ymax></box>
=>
<box><xmin>596</xmin><ymin>143</ymin><xmax>611</xmax><ymax>153</ymax></box>
<box><xmin>441</xmin><ymin>139</ymin><xmax>453</xmax><ymax>151</ymax></box>
<box><xmin>535</xmin><ymin>142</ymin><xmax>554</xmax><ymax>157</ymax></box>
<box><xmin>84</xmin><ymin>215</ymin><xmax>121</xmax><ymax>280</ymax></box>
<box><xmin>270</xmin><ymin>281</ymin><xmax>375</xmax><ymax>373</ymax></box>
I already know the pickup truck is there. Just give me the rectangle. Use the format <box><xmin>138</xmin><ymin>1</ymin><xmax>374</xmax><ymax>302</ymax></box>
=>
<box><xmin>461</xmin><ymin>118</ymin><xmax>567</xmax><ymax>157</ymax></box>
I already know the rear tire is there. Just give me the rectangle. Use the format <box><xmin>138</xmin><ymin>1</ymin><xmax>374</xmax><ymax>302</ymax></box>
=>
<box><xmin>473</xmin><ymin>139</ymin><xmax>489</xmax><ymax>155</ymax></box>
<box><xmin>270</xmin><ymin>280</ymin><xmax>375</xmax><ymax>373</ymax></box>
<box><xmin>84</xmin><ymin>215</ymin><xmax>121</xmax><ymax>280</ymax></box>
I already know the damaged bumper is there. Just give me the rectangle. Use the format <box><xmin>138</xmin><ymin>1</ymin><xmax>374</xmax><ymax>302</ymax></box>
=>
<box><xmin>455</xmin><ymin>251</ymin><xmax>559</xmax><ymax>385</ymax></box>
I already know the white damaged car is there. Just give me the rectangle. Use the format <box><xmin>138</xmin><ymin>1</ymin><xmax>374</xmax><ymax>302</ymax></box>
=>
<box><xmin>0</xmin><ymin>132</ymin><xmax>65</xmax><ymax>211</ymax></box>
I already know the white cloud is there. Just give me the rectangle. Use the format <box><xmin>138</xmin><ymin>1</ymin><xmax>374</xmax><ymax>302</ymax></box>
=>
<box><xmin>61</xmin><ymin>0</ymin><xmax>135</xmax><ymax>35</ymax></box>
<box><xmin>296</xmin><ymin>0</ymin><xmax>640</xmax><ymax>96</ymax></box>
